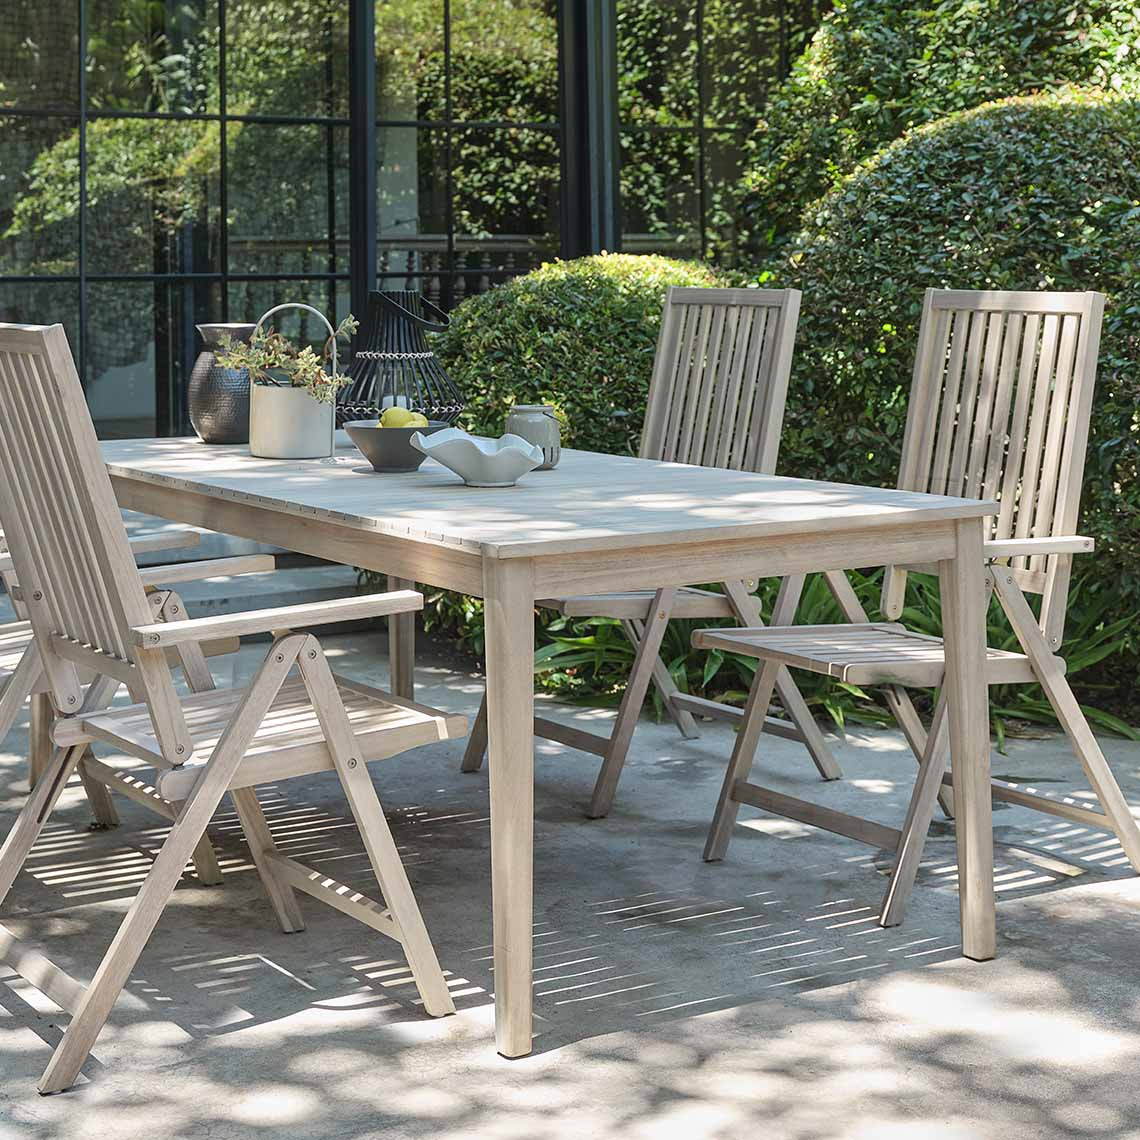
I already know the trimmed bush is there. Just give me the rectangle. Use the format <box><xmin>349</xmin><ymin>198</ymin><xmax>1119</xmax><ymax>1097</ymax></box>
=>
<box><xmin>436</xmin><ymin>253</ymin><xmax>724</xmax><ymax>455</ymax></box>
<box><xmin>763</xmin><ymin>89</ymin><xmax>1140</xmax><ymax>708</ymax></box>
<box><xmin>391</xmin><ymin>253</ymin><xmax>721</xmax><ymax>662</ymax></box>
<box><xmin>739</xmin><ymin>0</ymin><xmax>1140</xmax><ymax>253</ymax></box>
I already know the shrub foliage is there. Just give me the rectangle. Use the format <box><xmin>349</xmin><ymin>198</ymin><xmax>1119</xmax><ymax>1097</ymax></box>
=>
<box><xmin>437</xmin><ymin>253</ymin><xmax>723</xmax><ymax>455</ymax></box>
<box><xmin>739</xmin><ymin>0</ymin><xmax>1140</xmax><ymax>254</ymax></box>
<box><xmin>760</xmin><ymin>90</ymin><xmax>1140</xmax><ymax>710</ymax></box>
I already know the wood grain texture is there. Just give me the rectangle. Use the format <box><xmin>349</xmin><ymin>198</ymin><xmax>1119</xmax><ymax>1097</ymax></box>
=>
<box><xmin>97</xmin><ymin>362</ymin><xmax>1002</xmax><ymax>1061</ymax></box>
<box><xmin>103</xmin><ymin>437</ymin><xmax>992</xmax><ymax>562</ymax></box>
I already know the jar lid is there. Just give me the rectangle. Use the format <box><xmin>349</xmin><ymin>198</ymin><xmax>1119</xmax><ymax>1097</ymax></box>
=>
<box><xmin>512</xmin><ymin>403</ymin><xmax>555</xmax><ymax>412</ymax></box>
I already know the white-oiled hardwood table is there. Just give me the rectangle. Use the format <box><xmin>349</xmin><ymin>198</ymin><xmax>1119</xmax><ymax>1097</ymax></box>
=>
<box><xmin>103</xmin><ymin>436</ymin><xmax>998</xmax><ymax>1058</ymax></box>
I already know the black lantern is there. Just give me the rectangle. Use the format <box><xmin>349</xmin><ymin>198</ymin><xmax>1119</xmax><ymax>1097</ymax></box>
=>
<box><xmin>336</xmin><ymin>290</ymin><xmax>465</xmax><ymax>426</ymax></box>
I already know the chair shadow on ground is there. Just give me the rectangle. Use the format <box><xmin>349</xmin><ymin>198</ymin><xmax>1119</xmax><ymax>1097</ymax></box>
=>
<box><xmin>2</xmin><ymin>733</ymin><xmax>1140</xmax><ymax>1138</ymax></box>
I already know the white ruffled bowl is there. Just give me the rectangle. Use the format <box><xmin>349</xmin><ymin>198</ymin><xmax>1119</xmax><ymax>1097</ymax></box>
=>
<box><xmin>410</xmin><ymin>428</ymin><xmax>544</xmax><ymax>487</ymax></box>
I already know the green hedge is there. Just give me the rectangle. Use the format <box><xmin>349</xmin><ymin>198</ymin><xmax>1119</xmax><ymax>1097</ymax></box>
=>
<box><xmin>757</xmin><ymin>89</ymin><xmax>1140</xmax><ymax>712</ymax></box>
<box><xmin>380</xmin><ymin>254</ymin><xmax>721</xmax><ymax>663</ymax></box>
<box><xmin>437</xmin><ymin>253</ymin><xmax>723</xmax><ymax>456</ymax></box>
<box><xmin>739</xmin><ymin>0</ymin><xmax>1140</xmax><ymax>255</ymax></box>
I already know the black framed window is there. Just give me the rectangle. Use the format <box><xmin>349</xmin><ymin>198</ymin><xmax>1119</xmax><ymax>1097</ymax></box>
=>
<box><xmin>617</xmin><ymin>0</ymin><xmax>828</xmax><ymax>263</ymax></box>
<box><xmin>1</xmin><ymin>0</ymin><xmax>823</xmax><ymax>438</ymax></box>
<box><xmin>374</xmin><ymin>0</ymin><xmax>561</xmax><ymax>310</ymax></box>
<box><xmin>1</xmin><ymin>0</ymin><xmax>350</xmax><ymax>438</ymax></box>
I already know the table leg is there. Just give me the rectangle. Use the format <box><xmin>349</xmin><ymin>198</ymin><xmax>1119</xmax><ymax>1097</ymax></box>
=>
<box><xmin>388</xmin><ymin>575</ymin><xmax>415</xmax><ymax>699</ymax></box>
<box><xmin>482</xmin><ymin>556</ymin><xmax>535</xmax><ymax>1057</ymax></box>
<box><xmin>938</xmin><ymin>517</ymin><xmax>995</xmax><ymax>961</ymax></box>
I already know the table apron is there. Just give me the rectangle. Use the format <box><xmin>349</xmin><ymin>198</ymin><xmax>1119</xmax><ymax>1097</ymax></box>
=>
<box><xmin>529</xmin><ymin>520</ymin><xmax>958</xmax><ymax>596</ymax></box>
<box><xmin>111</xmin><ymin>475</ymin><xmax>485</xmax><ymax>596</ymax></box>
<box><xmin>113</xmin><ymin>474</ymin><xmax>959</xmax><ymax>599</ymax></box>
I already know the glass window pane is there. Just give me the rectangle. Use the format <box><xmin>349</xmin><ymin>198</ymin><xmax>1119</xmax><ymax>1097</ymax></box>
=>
<box><xmin>227</xmin><ymin>279</ymin><xmax>338</xmax><ymax>344</ymax></box>
<box><xmin>449</xmin><ymin>0</ymin><xmax>558</xmax><ymax>124</ymax></box>
<box><xmin>617</xmin><ymin>0</ymin><xmax>697</xmax><ymax>128</ymax></box>
<box><xmin>87</xmin><ymin>279</ymin><xmax>223</xmax><ymax>437</ymax></box>
<box><xmin>376</xmin><ymin>271</ymin><xmax>451</xmax><ymax>312</ymax></box>
<box><xmin>703</xmin><ymin>0</ymin><xmax>782</xmax><ymax>131</ymax></box>
<box><xmin>620</xmin><ymin>127</ymin><xmax>700</xmax><ymax>256</ymax></box>
<box><xmin>0</xmin><ymin>2</ymin><xmax>79</xmax><ymax>110</ymax></box>
<box><xmin>226</xmin><ymin>0</ymin><xmax>348</xmax><ymax>118</ymax></box>
<box><xmin>86</xmin><ymin>118</ymin><xmax>221</xmax><ymax>275</ymax></box>
<box><xmin>227</xmin><ymin>123</ymin><xmax>348</xmax><ymax>275</ymax></box>
<box><xmin>704</xmin><ymin>129</ymin><xmax>750</xmax><ymax>265</ymax></box>
<box><xmin>87</xmin><ymin>0</ymin><xmax>219</xmax><ymax>113</ymax></box>
<box><xmin>85</xmin><ymin>281</ymin><xmax>158</xmax><ymax>437</ymax></box>
<box><xmin>377</xmin><ymin>126</ymin><xmax>449</xmax><ymax>281</ymax></box>
<box><xmin>452</xmin><ymin>127</ymin><xmax>559</xmax><ymax>299</ymax></box>
<box><xmin>0</xmin><ymin>116</ymin><xmax>80</xmax><ymax>275</ymax></box>
<box><xmin>376</xmin><ymin>0</ymin><xmax>444</xmax><ymax>121</ymax></box>
<box><xmin>0</xmin><ymin>281</ymin><xmax>79</xmax><ymax>355</ymax></box>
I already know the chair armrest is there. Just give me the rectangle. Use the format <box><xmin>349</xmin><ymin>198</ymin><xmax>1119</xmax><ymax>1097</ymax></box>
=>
<box><xmin>130</xmin><ymin>589</ymin><xmax>423</xmax><ymax>648</ymax></box>
<box><xmin>128</xmin><ymin>530</ymin><xmax>201</xmax><ymax>557</ymax></box>
<box><xmin>984</xmin><ymin>536</ymin><xmax>1093</xmax><ymax>558</ymax></box>
<box><xmin>136</xmin><ymin>554</ymin><xmax>277</xmax><ymax>587</ymax></box>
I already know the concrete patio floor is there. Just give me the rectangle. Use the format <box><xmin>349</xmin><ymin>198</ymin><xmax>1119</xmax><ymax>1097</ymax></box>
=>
<box><xmin>1</xmin><ymin>629</ymin><xmax>1139</xmax><ymax>1139</ymax></box>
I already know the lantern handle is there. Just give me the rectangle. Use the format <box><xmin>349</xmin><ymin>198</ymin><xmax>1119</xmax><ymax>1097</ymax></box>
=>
<box><xmin>372</xmin><ymin>290</ymin><xmax>450</xmax><ymax>334</ymax></box>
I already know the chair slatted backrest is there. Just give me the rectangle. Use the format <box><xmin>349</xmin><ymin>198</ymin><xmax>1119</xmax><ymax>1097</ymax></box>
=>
<box><xmin>885</xmin><ymin>289</ymin><xmax>1105</xmax><ymax>646</ymax></box>
<box><xmin>0</xmin><ymin>324</ymin><xmax>191</xmax><ymax>757</ymax></box>
<box><xmin>639</xmin><ymin>287</ymin><xmax>801</xmax><ymax>475</ymax></box>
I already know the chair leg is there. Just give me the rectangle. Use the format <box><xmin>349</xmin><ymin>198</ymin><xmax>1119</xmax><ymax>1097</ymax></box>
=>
<box><xmin>588</xmin><ymin>588</ymin><xmax>677</xmax><ymax>819</ymax></box>
<box><xmin>460</xmin><ymin>691</ymin><xmax>489</xmax><ymax>773</ymax></box>
<box><xmin>821</xmin><ymin>569</ymin><xmax>954</xmax><ymax>812</ymax></box>
<box><xmin>35</xmin><ymin>636</ymin><xmax>305</xmax><ymax>1095</ymax></box>
<box><xmin>229</xmin><ymin>787</ymin><xmax>305</xmax><ymax>932</ymax></box>
<box><xmin>27</xmin><ymin>689</ymin><xmax>53</xmax><ymax>790</ymax></box>
<box><xmin>163</xmin><ymin>601</ymin><xmax>230</xmax><ymax>885</ymax></box>
<box><xmin>774</xmin><ymin>666</ymin><xmax>842</xmax><ymax>780</ymax></box>
<box><xmin>883</xmin><ymin>685</ymin><xmax>955</xmax><ymax>819</ymax></box>
<box><xmin>297</xmin><ymin>640</ymin><xmax>454</xmax><ymax>1017</ymax></box>
<box><xmin>623</xmin><ymin>619</ymin><xmax>699</xmax><ymax>740</ymax></box>
<box><xmin>993</xmin><ymin>569</ymin><xmax>1140</xmax><ymax>871</ymax></box>
<box><xmin>721</xmin><ymin>577</ymin><xmax>842</xmax><ymax>781</ymax></box>
<box><xmin>0</xmin><ymin>745</ymin><xmax>87</xmax><ymax>907</ymax></box>
<box><xmin>0</xmin><ymin>649</ymin><xmax>42</xmax><ymax>775</ymax></box>
<box><xmin>77</xmin><ymin>750</ymin><xmax>119</xmax><ymax>829</ymax></box>
<box><xmin>880</xmin><ymin>693</ymin><xmax>950</xmax><ymax>926</ymax></box>
<box><xmin>188</xmin><ymin>828</ymin><xmax>225</xmax><ymax>887</ymax></box>
<box><xmin>704</xmin><ymin>656</ymin><xmax>783</xmax><ymax>862</ymax></box>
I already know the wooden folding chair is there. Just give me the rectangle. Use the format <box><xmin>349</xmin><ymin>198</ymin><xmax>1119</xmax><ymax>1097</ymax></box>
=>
<box><xmin>462</xmin><ymin>287</ymin><xmax>840</xmax><ymax>817</ymax></box>
<box><xmin>0</xmin><ymin>527</ymin><xmax>276</xmax><ymax>792</ymax></box>
<box><xmin>696</xmin><ymin>288</ymin><xmax>1140</xmax><ymax>924</ymax></box>
<box><xmin>0</xmin><ymin>323</ymin><xmax>467</xmax><ymax>1094</ymax></box>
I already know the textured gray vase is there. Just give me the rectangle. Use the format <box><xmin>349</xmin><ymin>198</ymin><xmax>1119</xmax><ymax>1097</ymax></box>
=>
<box><xmin>189</xmin><ymin>323</ymin><xmax>255</xmax><ymax>444</ymax></box>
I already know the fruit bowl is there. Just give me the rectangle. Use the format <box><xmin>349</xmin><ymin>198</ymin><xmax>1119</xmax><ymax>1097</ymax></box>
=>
<box><xmin>344</xmin><ymin>419</ymin><xmax>447</xmax><ymax>472</ymax></box>
<box><xmin>409</xmin><ymin>428</ymin><xmax>543</xmax><ymax>487</ymax></box>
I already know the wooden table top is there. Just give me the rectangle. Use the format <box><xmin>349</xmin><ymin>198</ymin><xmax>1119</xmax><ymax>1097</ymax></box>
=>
<box><xmin>103</xmin><ymin>435</ymin><xmax>994</xmax><ymax>560</ymax></box>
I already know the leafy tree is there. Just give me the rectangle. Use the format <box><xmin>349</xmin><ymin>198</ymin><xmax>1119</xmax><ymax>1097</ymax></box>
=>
<box><xmin>740</xmin><ymin>0</ymin><xmax>1140</xmax><ymax>254</ymax></box>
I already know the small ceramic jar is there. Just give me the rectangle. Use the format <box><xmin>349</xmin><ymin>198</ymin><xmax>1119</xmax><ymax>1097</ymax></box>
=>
<box><xmin>505</xmin><ymin>404</ymin><xmax>561</xmax><ymax>470</ymax></box>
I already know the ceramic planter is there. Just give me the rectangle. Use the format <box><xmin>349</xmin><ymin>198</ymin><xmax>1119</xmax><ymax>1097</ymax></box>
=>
<box><xmin>249</xmin><ymin>384</ymin><xmax>334</xmax><ymax>459</ymax></box>
<box><xmin>188</xmin><ymin>323</ymin><xmax>255</xmax><ymax>444</ymax></box>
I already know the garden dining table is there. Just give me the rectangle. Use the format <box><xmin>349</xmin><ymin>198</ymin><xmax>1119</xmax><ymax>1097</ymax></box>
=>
<box><xmin>102</xmin><ymin>435</ymin><xmax>997</xmax><ymax>1058</ymax></box>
